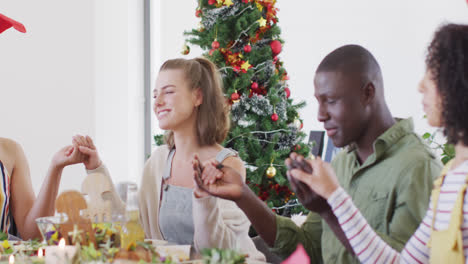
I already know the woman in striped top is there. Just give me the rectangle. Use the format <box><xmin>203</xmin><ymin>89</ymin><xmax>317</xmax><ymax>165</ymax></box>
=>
<box><xmin>0</xmin><ymin>14</ymin><xmax>88</xmax><ymax>240</ymax></box>
<box><xmin>288</xmin><ymin>23</ymin><xmax>468</xmax><ymax>263</ymax></box>
<box><xmin>0</xmin><ymin>138</ymin><xmax>87</xmax><ymax>239</ymax></box>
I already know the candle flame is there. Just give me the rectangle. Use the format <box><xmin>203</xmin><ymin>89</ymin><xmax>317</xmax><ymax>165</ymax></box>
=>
<box><xmin>59</xmin><ymin>238</ymin><xmax>66</xmax><ymax>249</ymax></box>
<box><xmin>8</xmin><ymin>254</ymin><xmax>14</xmax><ymax>264</ymax></box>
<box><xmin>38</xmin><ymin>248</ymin><xmax>44</xmax><ymax>258</ymax></box>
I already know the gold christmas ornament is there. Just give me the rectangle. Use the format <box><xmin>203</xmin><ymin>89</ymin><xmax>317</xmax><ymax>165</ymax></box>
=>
<box><xmin>257</xmin><ymin>17</ymin><xmax>267</xmax><ymax>27</ymax></box>
<box><xmin>181</xmin><ymin>44</ymin><xmax>190</xmax><ymax>55</ymax></box>
<box><xmin>241</xmin><ymin>61</ymin><xmax>252</xmax><ymax>71</ymax></box>
<box><xmin>198</xmin><ymin>22</ymin><xmax>205</xmax><ymax>32</ymax></box>
<box><xmin>266</xmin><ymin>164</ymin><xmax>276</xmax><ymax>178</ymax></box>
<box><xmin>293</xmin><ymin>118</ymin><xmax>302</xmax><ymax>129</ymax></box>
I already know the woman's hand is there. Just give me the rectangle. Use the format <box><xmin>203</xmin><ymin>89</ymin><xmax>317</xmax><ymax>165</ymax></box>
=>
<box><xmin>72</xmin><ymin>135</ymin><xmax>102</xmax><ymax>170</ymax></box>
<box><xmin>50</xmin><ymin>145</ymin><xmax>85</xmax><ymax>170</ymax></box>
<box><xmin>192</xmin><ymin>154</ymin><xmax>210</xmax><ymax>198</ymax></box>
<box><xmin>289</xmin><ymin>155</ymin><xmax>340</xmax><ymax>200</ymax></box>
<box><xmin>192</xmin><ymin>154</ymin><xmax>245</xmax><ymax>201</ymax></box>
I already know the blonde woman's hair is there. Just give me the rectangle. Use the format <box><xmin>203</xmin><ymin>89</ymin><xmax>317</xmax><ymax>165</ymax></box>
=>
<box><xmin>159</xmin><ymin>57</ymin><xmax>230</xmax><ymax>149</ymax></box>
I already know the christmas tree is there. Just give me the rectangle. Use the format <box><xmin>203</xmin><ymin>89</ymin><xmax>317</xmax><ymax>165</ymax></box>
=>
<box><xmin>179</xmin><ymin>0</ymin><xmax>310</xmax><ymax>212</ymax></box>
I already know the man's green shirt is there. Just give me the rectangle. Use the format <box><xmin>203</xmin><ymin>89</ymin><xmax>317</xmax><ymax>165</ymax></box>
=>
<box><xmin>272</xmin><ymin>118</ymin><xmax>442</xmax><ymax>263</ymax></box>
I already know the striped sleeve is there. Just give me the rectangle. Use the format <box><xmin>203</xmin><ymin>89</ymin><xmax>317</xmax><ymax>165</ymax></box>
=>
<box><xmin>328</xmin><ymin>187</ymin><xmax>432</xmax><ymax>264</ymax></box>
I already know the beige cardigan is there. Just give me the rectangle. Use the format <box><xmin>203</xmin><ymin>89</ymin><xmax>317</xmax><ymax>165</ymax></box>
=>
<box><xmin>90</xmin><ymin>145</ymin><xmax>265</xmax><ymax>261</ymax></box>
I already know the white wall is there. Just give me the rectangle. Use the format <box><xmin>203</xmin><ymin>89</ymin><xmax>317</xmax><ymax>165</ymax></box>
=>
<box><xmin>154</xmin><ymin>0</ymin><xmax>468</xmax><ymax>148</ymax></box>
<box><xmin>1</xmin><ymin>0</ymin><xmax>145</xmax><ymax>194</ymax></box>
<box><xmin>94</xmin><ymin>0</ymin><xmax>145</xmax><ymax>188</ymax></box>
<box><xmin>1</xmin><ymin>1</ymin><xmax>95</xmax><ymax>194</ymax></box>
<box><xmin>276</xmin><ymin>0</ymin><xmax>468</xmax><ymax>137</ymax></box>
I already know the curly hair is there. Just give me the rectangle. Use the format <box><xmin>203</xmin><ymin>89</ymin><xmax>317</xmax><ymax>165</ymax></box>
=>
<box><xmin>426</xmin><ymin>23</ymin><xmax>468</xmax><ymax>145</ymax></box>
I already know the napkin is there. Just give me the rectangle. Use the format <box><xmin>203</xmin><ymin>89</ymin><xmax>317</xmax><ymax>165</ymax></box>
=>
<box><xmin>281</xmin><ymin>244</ymin><xmax>310</xmax><ymax>264</ymax></box>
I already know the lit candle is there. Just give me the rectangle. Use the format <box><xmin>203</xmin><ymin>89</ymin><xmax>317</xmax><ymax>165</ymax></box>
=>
<box><xmin>38</xmin><ymin>248</ymin><xmax>43</xmax><ymax>258</ymax></box>
<box><xmin>45</xmin><ymin>238</ymin><xmax>77</xmax><ymax>264</ymax></box>
<box><xmin>58</xmin><ymin>238</ymin><xmax>65</xmax><ymax>249</ymax></box>
<box><xmin>8</xmin><ymin>255</ymin><xmax>14</xmax><ymax>264</ymax></box>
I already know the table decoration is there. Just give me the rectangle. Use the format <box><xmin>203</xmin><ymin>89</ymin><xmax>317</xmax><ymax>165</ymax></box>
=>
<box><xmin>44</xmin><ymin>238</ymin><xmax>77</xmax><ymax>264</ymax></box>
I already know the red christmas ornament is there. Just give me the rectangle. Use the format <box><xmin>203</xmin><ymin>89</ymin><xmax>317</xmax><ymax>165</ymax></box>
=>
<box><xmin>294</xmin><ymin>144</ymin><xmax>301</xmax><ymax>151</ymax></box>
<box><xmin>211</xmin><ymin>40</ymin><xmax>220</xmax><ymax>49</ymax></box>
<box><xmin>251</xmin><ymin>82</ymin><xmax>258</xmax><ymax>90</ymax></box>
<box><xmin>208</xmin><ymin>0</ymin><xmax>216</xmax><ymax>5</ymax></box>
<box><xmin>270</xmin><ymin>40</ymin><xmax>282</xmax><ymax>55</ymax></box>
<box><xmin>231</xmin><ymin>91</ymin><xmax>240</xmax><ymax>102</ymax></box>
<box><xmin>243</xmin><ymin>44</ymin><xmax>252</xmax><ymax>53</ymax></box>
<box><xmin>209</xmin><ymin>49</ymin><xmax>215</xmax><ymax>56</ymax></box>
<box><xmin>300</xmin><ymin>122</ymin><xmax>304</xmax><ymax>130</ymax></box>
<box><xmin>271</xmin><ymin>113</ymin><xmax>279</xmax><ymax>122</ymax></box>
<box><xmin>284</xmin><ymin>87</ymin><xmax>291</xmax><ymax>98</ymax></box>
<box><xmin>242</xmin><ymin>0</ymin><xmax>250</xmax><ymax>3</ymax></box>
<box><xmin>195</xmin><ymin>9</ymin><xmax>202</xmax><ymax>17</ymax></box>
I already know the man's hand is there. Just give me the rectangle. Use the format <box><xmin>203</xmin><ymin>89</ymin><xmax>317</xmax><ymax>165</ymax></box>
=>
<box><xmin>192</xmin><ymin>155</ymin><xmax>245</xmax><ymax>202</ymax></box>
<box><xmin>72</xmin><ymin>135</ymin><xmax>102</xmax><ymax>170</ymax></box>
<box><xmin>285</xmin><ymin>152</ymin><xmax>331</xmax><ymax>214</ymax></box>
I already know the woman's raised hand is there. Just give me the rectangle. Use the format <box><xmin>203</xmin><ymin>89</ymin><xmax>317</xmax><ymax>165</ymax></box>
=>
<box><xmin>51</xmin><ymin>145</ymin><xmax>85</xmax><ymax>169</ymax></box>
<box><xmin>192</xmin><ymin>154</ymin><xmax>245</xmax><ymax>201</ymax></box>
<box><xmin>72</xmin><ymin>135</ymin><xmax>102</xmax><ymax>170</ymax></box>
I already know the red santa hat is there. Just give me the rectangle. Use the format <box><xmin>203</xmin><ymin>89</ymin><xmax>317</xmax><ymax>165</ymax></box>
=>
<box><xmin>0</xmin><ymin>13</ymin><xmax>26</xmax><ymax>34</ymax></box>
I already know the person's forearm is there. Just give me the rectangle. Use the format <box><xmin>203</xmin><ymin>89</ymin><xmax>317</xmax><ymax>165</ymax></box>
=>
<box><xmin>320</xmin><ymin>210</ymin><xmax>355</xmax><ymax>255</ymax></box>
<box><xmin>235</xmin><ymin>184</ymin><xmax>277</xmax><ymax>246</ymax></box>
<box><xmin>23</xmin><ymin>165</ymin><xmax>63</xmax><ymax>239</ymax></box>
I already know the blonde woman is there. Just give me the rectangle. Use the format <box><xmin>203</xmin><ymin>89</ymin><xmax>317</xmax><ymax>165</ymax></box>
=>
<box><xmin>75</xmin><ymin>58</ymin><xmax>265</xmax><ymax>261</ymax></box>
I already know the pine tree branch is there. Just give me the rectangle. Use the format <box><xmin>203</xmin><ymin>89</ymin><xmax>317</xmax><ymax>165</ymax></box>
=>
<box><xmin>228</xmin><ymin>21</ymin><xmax>259</xmax><ymax>49</ymax></box>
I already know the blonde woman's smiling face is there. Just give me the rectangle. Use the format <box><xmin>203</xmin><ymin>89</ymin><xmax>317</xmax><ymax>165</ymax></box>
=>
<box><xmin>153</xmin><ymin>69</ymin><xmax>201</xmax><ymax>131</ymax></box>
